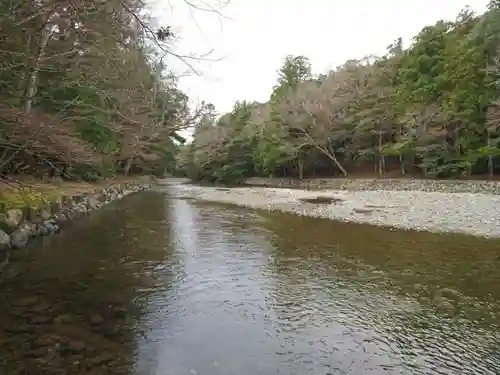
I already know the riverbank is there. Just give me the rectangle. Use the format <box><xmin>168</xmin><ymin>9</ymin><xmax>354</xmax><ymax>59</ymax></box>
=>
<box><xmin>0</xmin><ymin>176</ymin><xmax>154</xmax><ymax>253</ymax></box>
<box><xmin>172</xmin><ymin>182</ymin><xmax>500</xmax><ymax>238</ymax></box>
<box><xmin>246</xmin><ymin>177</ymin><xmax>500</xmax><ymax>194</ymax></box>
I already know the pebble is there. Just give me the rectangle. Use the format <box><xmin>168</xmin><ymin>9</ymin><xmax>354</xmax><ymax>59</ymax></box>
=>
<box><xmin>89</xmin><ymin>314</ymin><xmax>105</xmax><ymax>325</ymax></box>
<box><xmin>29</xmin><ymin>315</ymin><xmax>53</xmax><ymax>325</ymax></box>
<box><xmin>67</xmin><ymin>340</ymin><xmax>86</xmax><ymax>352</ymax></box>
<box><xmin>12</xmin><ymin>296</ymin><xmax>40</xmax><ymax>307</ymax></box>
<box><xmin>176</xmin><ymin>184</ymin><xmax>500</xmax><ymax>238</ymax></box>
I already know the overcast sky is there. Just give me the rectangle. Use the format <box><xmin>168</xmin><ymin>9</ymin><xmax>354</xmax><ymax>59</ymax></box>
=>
<box><xmin>152</xmin><ymin>0</ymin><xmax>489</xmax><ymax>115</ymax></box>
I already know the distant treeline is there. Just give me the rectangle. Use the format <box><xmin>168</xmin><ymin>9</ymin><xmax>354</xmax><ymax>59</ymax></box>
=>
<box><xmin>177</xmin><ymin>2</ymin><xmax>500</xmax><ymax>183</ymax></box>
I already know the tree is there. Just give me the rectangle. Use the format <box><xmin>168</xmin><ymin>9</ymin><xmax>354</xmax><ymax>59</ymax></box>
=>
<box><xmin>182</xmin><ymin>6</ymin><xmax>500</xmax><ymax>182</ymax></box>
<box><xmin>0</xmin><ymin>0</ymin><xmax>222</xmax><ymax>181</ymax></box>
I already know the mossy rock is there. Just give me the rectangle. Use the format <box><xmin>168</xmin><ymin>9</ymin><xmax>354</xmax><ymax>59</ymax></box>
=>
<box><xmin>0</xmin><ymin>208</ymin><xmax>24</xmax><ymax>233</ymax></box>
<box><xmin>0</xmin><ymin>189</ymin><xmax>59</xmax><ymax>213</ymax></box>
<box><xmin>27</xmin><ymin>205</ymin><xmax>52</xmax><ymax>224</ymax></box>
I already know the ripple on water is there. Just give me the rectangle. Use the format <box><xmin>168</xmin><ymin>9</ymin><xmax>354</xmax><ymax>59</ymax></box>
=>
<box><xmin>2</xmin><ymin>186</ymin><xmax>500</xmax><ymax>375</ymax></box>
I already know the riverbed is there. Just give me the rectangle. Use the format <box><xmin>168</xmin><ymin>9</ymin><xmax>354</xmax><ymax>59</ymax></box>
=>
<box><xmin>178</xmin><ymin>183</ymin><xmax>500</xmax><ymax>238</ymax></box>
<box><xmin>1</xmin><ymin>181</ymin><xmax>500</xmax><ymax>374</ymax></box>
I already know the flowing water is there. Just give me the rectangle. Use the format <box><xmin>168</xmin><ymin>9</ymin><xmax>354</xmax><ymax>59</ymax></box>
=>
<box><xmin>1</xmin><ymin>181</ymin><xmax>500</xmax><ymax>374</ymax></box>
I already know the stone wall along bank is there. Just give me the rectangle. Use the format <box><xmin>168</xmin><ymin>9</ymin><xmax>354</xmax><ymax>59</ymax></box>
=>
<box><xmin>245</xmin><ymin>177</ymin><xmax>500</xmax><ymax>195</ymax></box>
<box><xmin>0</xmin><ymin>181</ymin><xmax>152</xmax><ymax>252</ymax></box>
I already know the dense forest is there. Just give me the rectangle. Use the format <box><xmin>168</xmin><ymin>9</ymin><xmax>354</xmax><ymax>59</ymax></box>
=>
<box><xmin>0</xmin><ymin>0</ymin><xmax>217</xmax><ymax>182</ymax></box>
<box><xmin>179</xmin><ymin>1</ymin><xmax>500</xmax><ymax>183</ymax></box>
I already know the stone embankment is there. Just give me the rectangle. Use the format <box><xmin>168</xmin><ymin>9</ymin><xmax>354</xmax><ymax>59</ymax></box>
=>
<box><xmin>246</xmin><ymin>177</ymin><xmax>500</xmax><ymax>194</ymax></box>
<box><xmin>0</xmin><ymin>178</ymin><xmax>153</xmax><ymax>252</ymax></box>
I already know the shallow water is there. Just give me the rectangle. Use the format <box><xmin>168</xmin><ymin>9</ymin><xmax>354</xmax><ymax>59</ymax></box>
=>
<box><xmin>1</xmin><ymin>182</ymin><xmax>500</xmax><ymax>374</ymax></box>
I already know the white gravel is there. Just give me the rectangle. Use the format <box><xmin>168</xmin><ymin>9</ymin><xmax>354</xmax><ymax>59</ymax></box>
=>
<box><xmin>172</xmin><ymin>184</ymin><xmax>500</xmax><ymax>238</ymax></box>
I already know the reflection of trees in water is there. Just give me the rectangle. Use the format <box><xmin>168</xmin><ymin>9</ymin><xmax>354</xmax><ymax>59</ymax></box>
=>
<box><xmin>259</xmin><ymin>211</ymin><xmax>401</xmax><ymax>373</ymax></box>
<box><xmin>260</xmin><ymin>210</ymin><xmax>500</xmax><ymax>303</ymax></box>
<box><xmin>0</xmin><ymin>191</ymin><xmax>172</xmax><ymax>374</ymax></box>
<box><xmin>258</xmin><ymin>210</ymin><xmax>500</xmax><ymax>374</ymax></box>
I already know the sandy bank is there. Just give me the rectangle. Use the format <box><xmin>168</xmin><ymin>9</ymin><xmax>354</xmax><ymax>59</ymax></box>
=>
<box><xmin>171</xmin><ymin>183</ymin><xmax>500</xmax><ymax>238</ymax></box>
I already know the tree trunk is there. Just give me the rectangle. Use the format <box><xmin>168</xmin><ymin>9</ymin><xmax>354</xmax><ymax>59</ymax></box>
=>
<box><xmin>399</xmin><ymin>155</ymin><xmax>405</xmax><ymax>175</ymax></box>
<box><xmin>378</xmin><ymin>131</ymin><xmax>385</xmax><ymax>178</ymax></box>
<box><xmin>488</xmin><ymin>132</ymin><xmax>494</xmax><ymax>177</ymax></box>
<box><xmin>324</xmin><ymin>142</ymin><xmax>347</xmax><ymax>176</ymax></box>
<box><xmin>124</xmin><ymin>156</ymin><xmax>134</xmax><ymax>176</ymax></box>
<box><xmin>298</xmin><ymin>158</ymin><xmax>304</xmax><ymax>180</ymax></box>
<box><xmin>24</xmin><ymin>28</ymin><xmax>52</xmax><ymax>114</ymax></box>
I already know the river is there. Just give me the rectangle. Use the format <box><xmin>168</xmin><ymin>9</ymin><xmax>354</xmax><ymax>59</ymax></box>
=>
<box><xmin>1</xmin><ymin>181</ymin><xmax>500</xmax><ymax>374</ymax></box>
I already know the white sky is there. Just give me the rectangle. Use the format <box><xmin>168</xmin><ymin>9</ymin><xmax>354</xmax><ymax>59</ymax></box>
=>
<box><xmin>152</xmin><ymin>0</ymin><xmax>490</xmax><ymax>115</ymax></box>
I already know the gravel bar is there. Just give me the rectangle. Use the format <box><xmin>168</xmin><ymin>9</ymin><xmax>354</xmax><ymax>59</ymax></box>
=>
<box><xmin>173</xmin><ymin>184</ymin><xmax>500</xmax><ymax>238</ymax></box>
<box><xmin>246</xmin><ymin>177</ymin><xmax>500</xmax><ymax>194</ymax></box>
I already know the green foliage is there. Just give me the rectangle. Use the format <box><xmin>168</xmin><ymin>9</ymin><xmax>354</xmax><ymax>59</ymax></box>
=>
<box><xmin>76</xmin><ymin>120</ymin><xmax>118</xmax><ymax>153</ymax></box>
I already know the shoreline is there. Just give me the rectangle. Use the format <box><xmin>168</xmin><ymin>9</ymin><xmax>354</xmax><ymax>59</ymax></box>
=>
<box><xmin>245</xmin><ymin>177</ymin><xmax>500</xmax><ymax>195</ymax></box>
<box><xmin>0</xmin><ymin>176</ymin><xmax>154</xmax><ymax>253</ymax></box>
<box><xmin>171</xmin><ymin>182</ymin><xmax>500</xmax><ymax>238</ymax></box>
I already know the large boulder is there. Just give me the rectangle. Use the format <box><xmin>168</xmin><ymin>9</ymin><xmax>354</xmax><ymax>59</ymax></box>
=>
<box><xmin>0</xmin><ymin>228</ymin><xmax>11</xmax><ymax>251</ymax></box>
<box><xmin>28</xmin><ymin>206</ymin><xmax>52</xmax><ymax>224</ymax></box>
<box><xmin>10</xmin><ymin>223</ymin><xmax>32</xmax><ymax>249</ymax></box>
<box><xmin>0</xmin><ymin>208</ymin><xmax>24</xmax><ymax>233</ymax></box>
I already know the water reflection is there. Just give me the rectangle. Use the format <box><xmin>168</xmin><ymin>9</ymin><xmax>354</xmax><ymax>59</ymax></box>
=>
<box><xmin>1</xmin><ymin>184</ymin><xmax>500</xmax><ymax>375</ymax></box>
<box><xmin>262</xmin><ymin>212</ymin><xmax>500</xmax><ymax>374</ymax></box>
<box><xmin>0</xmin><ymin>191</ymin><xmax>170</xmax><ymax>374</ymax></box>
<box><xmin>135</xmin><ymin>197</ymin><xmax>278</xmax><ymax>375</ymax></box>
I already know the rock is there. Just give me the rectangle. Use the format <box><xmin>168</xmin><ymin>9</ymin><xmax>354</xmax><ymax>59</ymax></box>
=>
<box><xmin>52</xmin><ymin>213</ymin><xmax>67</xmax><ymax>226</ymax></box>
<box><xmin>29</xmin><ymin>302</ymin><xmax>51</xmax><ymax>312</ymax></box>
<box><xmin>64</xmin><ymin>210</ymin><xmax>75</xmax><ymax>221</ymax></box>
<box><xmin>27</xmin><ymin>347</ymin><xmax>48</xmax><ymax>358</ymax></box>
<box><xmin>26</xmin><ymin>223</ymin><xmax>37</xmax><ymax>238</ymax></box>
<box><xmin>0</xmin><ymin>208</ymin><xmax>24</xmax><ymax>232</ymax></box>
<box><xmin>87</xmin><ymin>197</ymin><xmax>99</xmax><ymax>210</ymax></box>
<box><xmin>40</xmin><ymin>207</ymin><xmax>52</xmax><ymax>220</ymax></box>
<box><xmin>28</xmin><ymin>207</ymin><xmax>51</xmax><ymax>225</ymax></box>
<box><xmin>29</xmin><ymin>315</ymin><xmax>53</xmax><ymax>325</ymax></box>
<box><xmin>435</xmin><ymin>287</ymin><xmax>462</xmax><ymax>302</ymax></box>
<box><xmin>5</xmin><ymin>324</ymin><xmax>33</xmax><ymax>333</ymax></box>
<box><xmin>67</xmin><ymin>340</ymin><xmax>86</xmax><ymax>352</ymax></box>
<box><xmin>55</xmin><ymin>314</ymin><xmax>75</xmax><ymax>324</ymax></box>
<box><xmin>0</xmin><ymin>229</ymin><xmax>11</xmax><ymax>250</ymax></box>
<box><xmin>12</xmin><ymin>296</ymin><xmax>40</xmax><ymax>307</ymax></box>
<box><xmin>98</xmin><ymin>190</ymin><xmax>107</xmax><ymax>203</ymax></box>
<box><xmin>73</xmin><ymin>195</ymin><xmax>84</xmax><ymax>204</ymax></box>
<box><xmin>102</xmin><ymin>325</ymin><xmax>120</xmax><ymax>337</ymax></box>
<box><xmin>111</xmin><ymin>306</ymin><xmax>127</xmax><ymax>318</ymax></box>
<box><xmin>434</xmin><ymin>296</ymin><xmax>456</xmax><ymax>314</ymax></box>
<box><xmin>61</xmin><ymin>195</ymin><xmax>74</xmax><ymax>208</ymax></box>
<box><xmin>33</xmin><ymin>334</ymin><xmax>59</xmax><ymax>347</ymax></box>
<box><xmin>50</xmin><ymin>198</ymin><xmax>62</xmax><ymax>214</ymax></box>
<box><xmin>38</xmin><ymin>224</ymin><xmax>49</xmax><ymax>236</ymax></box>
<box><xmin>87</xmin><ymin>353</ymin><xmax>114</xmax><ymax>366</ymax></box>
<box><xmin>27</xmin><ymin>207</ymin><xmax>43</xmax><ymax>224</ymax></box>
<box><xmin>10</xmin><ymin>223</ymin><xmax>31</xmax><ymax>249</ymax></box>
<box><xmin>353</xmin><ymin>208</ymin><xmax>374</xmax><ymax>214</ymax></box>
<box><xmin>77</xmin><ymin>203</ymin><xmax>88</xmax><ymax>213</ymax></box>
<box><xmin>89</xmin><ymin>314</ymin><xmax>104</xmax><ymax>325</ymax></box>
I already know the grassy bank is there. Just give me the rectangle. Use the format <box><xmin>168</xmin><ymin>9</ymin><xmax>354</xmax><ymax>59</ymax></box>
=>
<box><xmin>0</xmin><ymin>176</ymin><xmax>154</xmax><ymax>212</ymax></box>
